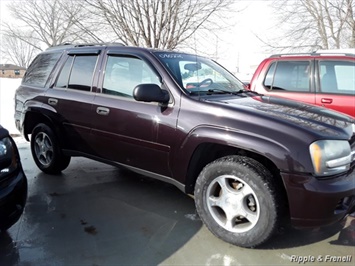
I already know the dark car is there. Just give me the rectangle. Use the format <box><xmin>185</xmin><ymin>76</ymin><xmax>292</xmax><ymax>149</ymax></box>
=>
<box><xmin>0</xmin><ymin>126</ymin><xmax>27</xmax><ymax>232</ymax></box>
<box><xmin>14</xmin><ymin>43</ymin><xmax>355</xmax><ymax>247</ymax></box>
<box><xmin>248</xmin><ymin>49</ymin><xmax>355</xmax><ymax>117</ymax></box>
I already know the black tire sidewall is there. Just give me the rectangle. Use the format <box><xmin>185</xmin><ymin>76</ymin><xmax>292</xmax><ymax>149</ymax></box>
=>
<box><xmin>195</xmin><ymin>156</ymin><xmax>278</xmax><ymax>248</ymax></box>
<box><xmin>30</xmin><ymin>123</ymin><xmax>63</xmax><ymax>174</ymax></box>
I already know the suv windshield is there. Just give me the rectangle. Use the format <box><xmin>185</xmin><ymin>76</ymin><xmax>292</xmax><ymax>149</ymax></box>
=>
<box><xmin>153</xmin><ymin>52</ymin><xmax>245</xmax><ymax>94</ymax></box>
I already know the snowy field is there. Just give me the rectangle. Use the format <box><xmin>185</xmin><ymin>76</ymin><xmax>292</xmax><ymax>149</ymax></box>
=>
<box><xmin>0</xmin><ymin>78</ymin><xmax>21</xmax><ymax>135</ymax></box>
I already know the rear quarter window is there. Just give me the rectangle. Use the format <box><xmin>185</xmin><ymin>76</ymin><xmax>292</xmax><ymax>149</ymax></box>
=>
<box><xmin>22</xmin><ymin>52</ymin><xmax>61</xmax><ymax>87</ymax></box>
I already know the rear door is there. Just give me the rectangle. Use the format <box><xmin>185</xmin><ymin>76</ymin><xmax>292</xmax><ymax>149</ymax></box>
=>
<box><xmin>316</xmin><ymin>59</ymin><xmax>355</xmax><ymax>117</ymax></box>
<box><xmin>47</xmin><ymin>48</ymin><xmax>102</xmax><ymax>154</ymax></box>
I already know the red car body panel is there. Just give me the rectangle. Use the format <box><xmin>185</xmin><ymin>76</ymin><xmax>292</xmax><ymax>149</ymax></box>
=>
<box><xmin>249</xmin><ymin>53</ymin><xmax>355</xmax><ymax>118</ymax></box>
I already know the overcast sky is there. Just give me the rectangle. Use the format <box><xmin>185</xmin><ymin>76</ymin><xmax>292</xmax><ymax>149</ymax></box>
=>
<box><xmin>0</xmin><ymin>0</ymin><xmax>275</xmax><ymax>74</ymax></box>
<box><xmin>214</xmin><ymin>0</ymin><xmax>275</xmax><ymax>73</ymax></box>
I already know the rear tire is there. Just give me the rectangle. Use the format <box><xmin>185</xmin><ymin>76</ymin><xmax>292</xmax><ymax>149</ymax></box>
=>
<box><xmin>194</xmin><ymin>155</ymin><xmax>280</xmax><ymax>248</ymax></box>
<box><xmin>30</xmin><ymin>123</ymin><xmax>71</xmax><ymax>174</ymax></box>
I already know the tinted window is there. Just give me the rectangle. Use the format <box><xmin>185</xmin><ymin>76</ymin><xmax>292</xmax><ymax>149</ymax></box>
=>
<box><xmin>264</xmin><ymin>62</ymin><xmax>276</xmax><ymax>88</ymax></box>
<box><xmin>55</xmin><ymin>56</ymin><xmax>74</xmax><ymax>88</ymax></box>
<box><xmin>153</xmin><ymin>52</ymin><xmax>244</xmax><ymax>93</ymax></box>
<box><xmin>178</xmin><ymin>61</ymin><xmax>233</xmax><ymax>90</ymax></box>
<box><xmin>68</xmin><ymin>56</ymin><xmax>98</xmax><ymax>92</ymax></box>
<box><xmin>264</xmin><ymin>61</ymin><xmax>311</xmax><ymax>92</ymax></box>
<box><xmin>319</xmin><ymin>60</ymin><xmax>355</xmax><ymax>95</ymax></box>
<box><xmin>23</xmin><ymin>52</ymin><xmax>61</xmax><ymax>87</ymax></box>
<box><xmin>103</xmin><ymin>56</ymin><xmax>160</xmax><ymax>97</ymax></box>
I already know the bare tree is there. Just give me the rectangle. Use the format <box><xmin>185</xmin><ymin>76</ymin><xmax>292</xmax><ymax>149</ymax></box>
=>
<box><xmin>260</xmin><ymin>0</ymin><xmax>355</xmax><ymax>52</ymax></box>
<box><xmin>1</xmin><ymin>34</ymin><xmax>39</xmax><ymax>68</ymax></box>
<box><xmin>333</xmin><ymin>0</ymin><xmax>355</xmax><ymax>47</ymax></box>
<box><xmin>84</xmin><ymin>0</ymin><xmax>233</xmax><ymax>50</ymax></box>
<box><xmin>2</xmin><ymin>0</ymin><xmax>95</xmax><ymax>50</ymax></box>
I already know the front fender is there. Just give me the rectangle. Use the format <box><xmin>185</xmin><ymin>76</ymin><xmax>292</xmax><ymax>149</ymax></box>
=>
<box><xmin>172</xmin><ymin>125</ymin><xmax>313</xmax><ymax>183</ymax></box>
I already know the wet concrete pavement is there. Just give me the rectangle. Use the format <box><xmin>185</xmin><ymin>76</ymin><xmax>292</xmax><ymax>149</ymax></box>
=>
<box><xmin>1</xmin><ymin>138</ymin><xmax>355</xmax><ymax>265</ymax></box>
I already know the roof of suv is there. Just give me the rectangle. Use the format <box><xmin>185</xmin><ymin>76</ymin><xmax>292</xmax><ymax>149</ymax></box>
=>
<box><xmin>270</xmin><ymin>49</ymin><xmax>355</xmax><ymax>58</ymax></box>
<box><xmin>44</xmin><ymin>43</ymin><xmax>192</xmax><ymax>57</ymax></box>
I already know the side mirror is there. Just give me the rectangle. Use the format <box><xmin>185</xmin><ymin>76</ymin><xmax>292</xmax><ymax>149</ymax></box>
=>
<box><xmin>133</xmin><ymin>84</ymin><xmax>170</xmax><ymax>103</ymax></box>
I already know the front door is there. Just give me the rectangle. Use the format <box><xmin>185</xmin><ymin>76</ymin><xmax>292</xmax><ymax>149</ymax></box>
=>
<box><xmin>262</xmin><ymin>60</ymin><xmax>316</xmax><ymax>105</ymax></box>
<box><xmin>91</xmin><ymin>52</ymin><xmax>178</xmax><ymax>176</ymax></box>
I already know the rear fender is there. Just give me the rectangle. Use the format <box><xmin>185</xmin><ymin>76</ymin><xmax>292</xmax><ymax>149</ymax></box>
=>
<box><xmin>22</xmin><ymin>101</ymin><xmax>60</xmax><ymax>141</ymax></box>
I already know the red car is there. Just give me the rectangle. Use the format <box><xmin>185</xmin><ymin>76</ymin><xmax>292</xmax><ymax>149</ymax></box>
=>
<box><xmin>248</xmin><ymin>49</ymin><xmax>355</xmax><ymax>117</ymax></box>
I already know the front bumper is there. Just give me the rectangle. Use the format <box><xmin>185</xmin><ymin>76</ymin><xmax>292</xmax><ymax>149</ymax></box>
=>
<box><xmin>282</xmin><ymin>165</ymin><xmax>355</xmax><ymax>228</ymax></box>
<box><xmin>0</xmin><ymin>168</ymin><xmax>28</xmax><ymax>231</ymax></box>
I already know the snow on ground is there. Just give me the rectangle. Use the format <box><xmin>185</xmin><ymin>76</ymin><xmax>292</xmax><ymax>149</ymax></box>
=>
<box><xmin>0</xmin><ymin>78</ymin><xmax>22</xmax><ymax>135</ymax></box>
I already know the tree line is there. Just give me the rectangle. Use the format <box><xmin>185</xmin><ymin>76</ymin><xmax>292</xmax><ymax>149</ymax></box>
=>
<box><xmin>1</xmin><ymin>0</ymin><xmax>354</xmax><ymax>68</ymax></box>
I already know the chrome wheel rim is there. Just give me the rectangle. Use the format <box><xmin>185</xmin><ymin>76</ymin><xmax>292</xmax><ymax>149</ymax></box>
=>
<box><xmin>206</xmin><ymin>174</ymin><xmax>260</xmax><ymax>233</ymax></box>
<box><xmin>34</xmin><ymin>132</ymin><xmax>54</xmax><ymax>166</ymax></box>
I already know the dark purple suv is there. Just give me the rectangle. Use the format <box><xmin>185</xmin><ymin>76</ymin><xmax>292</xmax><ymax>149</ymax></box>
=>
<box><xmin>14</xmin><ymin>43</ymin><xmax>355</xmax><ymax>247</ymax></box>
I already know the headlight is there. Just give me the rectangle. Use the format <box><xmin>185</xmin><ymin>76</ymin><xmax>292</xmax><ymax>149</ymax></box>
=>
<box><xmin>0</xmin><ymin>137</ymin><xmax>17</xmax><ymax>177</ymax></box>
<box><xmin>309</xmin><ymin>140</ymin><xmax>353</xmax><ymax>177</ymax></box>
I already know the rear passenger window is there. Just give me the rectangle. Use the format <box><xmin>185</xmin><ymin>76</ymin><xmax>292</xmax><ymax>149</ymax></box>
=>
<box><xmin>55</xmin><ymin>55</ymin><xmax>98</xmax><ymax>91</ymax></box>
<box><xmin>319</xmin><ymin>60</ymin><xmax>355</xmax><ymax>95</ymax></box>
<box><xmin>264</xmin><ymin>61</ymin><xmax>311</xmax><ymax>92</ymax></box>
<box><xmin>23</xmin><ymin>52</ymin><xmax>61</xmax><ymax>87</ymax></box>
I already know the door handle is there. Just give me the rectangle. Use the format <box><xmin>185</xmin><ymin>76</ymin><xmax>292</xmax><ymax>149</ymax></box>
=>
<box><xmin>321</xmin><ymin>98</ymin><xmax>333</xmax><ymax>104</ymax></box>
<box><xmin>96</xmin><ymin>107</ymin><xmax>110</xmax><ymax>115</ymax></box>
<box><xmin>48</xmin><ymin>98</ymin><xmax>58</xmax><ymax>106</ymax></box>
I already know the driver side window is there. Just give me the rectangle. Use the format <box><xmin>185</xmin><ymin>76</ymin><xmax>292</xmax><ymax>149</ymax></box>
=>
<box><xmin>103</xmin><ymin>55</ymin><xmax>160</xmax><ymax>98</ymax></box>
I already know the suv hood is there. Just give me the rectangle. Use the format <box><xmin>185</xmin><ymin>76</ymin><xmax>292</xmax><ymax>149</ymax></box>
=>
<box><xmin>204</xmin><ymin>95</ymin><xmax>355</xmax><ymax>139</ymax></box>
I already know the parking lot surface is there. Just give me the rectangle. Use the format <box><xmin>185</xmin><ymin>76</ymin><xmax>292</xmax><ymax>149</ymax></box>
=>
<box><xmin>1</xmin><ymin>139</ymin><xmax>354</xmax><ymax>266</ymax></box>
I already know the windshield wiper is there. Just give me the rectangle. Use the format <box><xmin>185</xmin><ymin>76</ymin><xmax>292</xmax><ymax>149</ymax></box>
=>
<box><xmin>234</xmin><ymin>89</ymin><xmax>261</xmax><ymax>95</ymax></box>
<box><xmin>190</xmin><ymin>89</ymin><xmax>262</xmax><ymax>96</ymax></box>
<box><xmin>189</xmin><ymin>88</ymin><xmax>231</xmax><ymax>95</ymax></box>
<box><xmin>207</xmin><ymin>89</ymin><xmax>261</xmax><ymax>96</ymax></box>
<box><xmin>207</xmin><ymin>89</ymin><xmax>232</xmax><ymax>94</ymax></box>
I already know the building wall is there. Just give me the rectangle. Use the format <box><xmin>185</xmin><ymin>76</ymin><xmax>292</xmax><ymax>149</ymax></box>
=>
<box><xmin>0</xmin><ymin>69</ymin><xmax>26</xmax><ymax>78</ymax></box>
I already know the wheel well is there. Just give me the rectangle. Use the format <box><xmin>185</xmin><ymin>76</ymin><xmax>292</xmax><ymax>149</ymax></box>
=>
<box><xmin>23</xmin><ymin>112</ymin><xmax>68</xmax><ymax>147</ymax></box>
<box><xmin>24</xmin><ymin>112</ymin><xmax>54</xmax><ymax>140</ymax></box>
<box><xmin>185</xmin><ymin>143</ymin><xmax>287</xmax><ymax>204</ymax></box>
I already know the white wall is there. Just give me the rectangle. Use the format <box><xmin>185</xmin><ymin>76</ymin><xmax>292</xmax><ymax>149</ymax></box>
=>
<box><xmin>0</xmin><ymin>78</ymin><xmax>21</xmax><ymax>135</ymax></box>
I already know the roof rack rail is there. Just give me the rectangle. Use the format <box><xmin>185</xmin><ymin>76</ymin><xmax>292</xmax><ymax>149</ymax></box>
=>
<box><xmin>46</xmin><ymin>42</ymin><xmax>125</xmax><ymax>51</ymax></box>
<box><xmin>269</xmin><ymin>53</ymin><xmax>314</xmax><ymax>58</ymax></box>
<box><xmin>270</xmin><ymin>49</ymin><xmax>355</xmax><ymax>58</ymax></box>
<box><xmin>74</xmin><ymin>42</ymin><xmax>125</xmax><ymax>47</ymax></box>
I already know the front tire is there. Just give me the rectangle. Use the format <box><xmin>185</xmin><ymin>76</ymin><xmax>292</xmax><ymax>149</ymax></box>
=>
<box><xmin>31</xmin><ymin>123</ymin><xmax>71</xmax><ymax>174</ymax></box>
<box><xmin>194</xmin><ymin>155</ymin><xmax>280</xmax><ymax>248</ymax></box>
